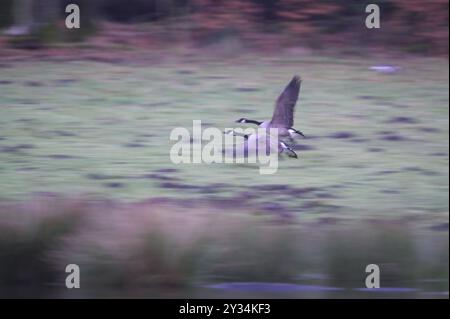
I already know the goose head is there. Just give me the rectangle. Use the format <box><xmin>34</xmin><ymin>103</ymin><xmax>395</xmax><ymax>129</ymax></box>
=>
<box><xmin>288</xmin><ymin>128</ymin><xmax>305</xmax><ymax>138</ymax></box>
<box><xmin>280</xmin><ymin>141</ymin><xmax>298</xmax><ymax>158</ymax></box>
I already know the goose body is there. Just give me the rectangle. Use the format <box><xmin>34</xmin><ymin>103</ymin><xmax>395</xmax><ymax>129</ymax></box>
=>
<box><xmin>226</xmin><ymin>130</ymin><xmax>298</xmax><ymax>159</ymax></box>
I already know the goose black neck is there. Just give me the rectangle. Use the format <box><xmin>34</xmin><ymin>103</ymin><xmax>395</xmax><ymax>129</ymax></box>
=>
<box><xmin>247</xmin><ymin>119</ymin><xmax>262</xmax><ymax>125</ymax></box>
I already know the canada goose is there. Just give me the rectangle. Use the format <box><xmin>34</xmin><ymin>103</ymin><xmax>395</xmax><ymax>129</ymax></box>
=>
<box><xmin>235</xmin><ymin>75</ymin><xmax>305</xmax><ymax>139</ymax></box>
<box><xmin>226</xmin><ymin>130</ymin><xmax>298</xmax><ymax>159</ymax></box>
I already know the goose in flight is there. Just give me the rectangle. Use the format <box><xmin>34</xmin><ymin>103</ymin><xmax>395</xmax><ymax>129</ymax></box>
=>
<box><xmin>225</xmin><ymin>130</ymin><xmax>298</xmax><ymax>159</ymax></box>
<box><xmin>236</xmin><ymin>76</ymin><xmax>305</xmax><ymax>140</ymax></box>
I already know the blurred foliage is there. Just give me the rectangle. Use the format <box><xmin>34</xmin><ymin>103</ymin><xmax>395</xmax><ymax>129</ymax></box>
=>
<box><xmin>0</xmin><ymin>197</ymin><xmax>85</xmax><ymax>289</ymax></box>
<box><xmin>100</xmin><ymin>0</ymin><xmax>190</xmax><ymax>22</ymax></box>
<box><xmin>0</xmin><ymin>196</ymin><xmax>447</xmax><ymax>297</ymax></box>
<box><xmin>0</xmin><ymin>0</ymin><xmax>448</xmax><ymax>54</ymax></box>
<box><xmin>189</xmin><ymin>0</ymin><xmax>449</xmax><ymax>54</ymax></box>
<box><xmin>0</xmin><ymin>0</ymin><xmax>14</xmax><ymax>28</ymax></box>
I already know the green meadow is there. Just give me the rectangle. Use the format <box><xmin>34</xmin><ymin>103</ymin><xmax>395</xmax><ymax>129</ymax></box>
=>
<box><xmin>0</xmin><ymin>51</ymin><xmax>448</xmax><ymax>297</ymax></box>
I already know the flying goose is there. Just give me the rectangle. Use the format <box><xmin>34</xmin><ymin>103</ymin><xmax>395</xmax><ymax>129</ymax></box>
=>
<box><xmin>226</xmin><ymin>130</ymin><xmax>298</xmax><ymax>159</ymax></box>
<box><xmin>236</xmin><ymin>76</ymin><xmax>305</xmax><ymax>140</ymax></box>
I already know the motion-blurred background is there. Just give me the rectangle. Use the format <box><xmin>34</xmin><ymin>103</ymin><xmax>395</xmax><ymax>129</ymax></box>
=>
<box><xmin>0</xmin><ymin>0</ymin><xmax>448</xmax><ymax>298</ymax></box>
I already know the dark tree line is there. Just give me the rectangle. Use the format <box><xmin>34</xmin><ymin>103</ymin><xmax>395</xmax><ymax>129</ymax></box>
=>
<box><xmin>1</xmin><ymin>0</ymin><xmax>448</xmax><ymax>54</ymax></box>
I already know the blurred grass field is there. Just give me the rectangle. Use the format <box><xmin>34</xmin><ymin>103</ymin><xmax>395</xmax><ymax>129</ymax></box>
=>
<box><xmin>0</xmin><ymin>52</ymin><xmax>448</xmax><ymax>214</ymax></box>
<box><xmin>0</xmin><ymin>51</ymin><xmax>448</xmax><ymax>297</ymax></box>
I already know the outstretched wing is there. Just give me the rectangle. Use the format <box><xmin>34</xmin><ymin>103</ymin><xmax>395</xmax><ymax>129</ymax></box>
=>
<box><xmin>270</xmin><ymin>76</ymin><xmax>301</xmax><ymax>128</ymax></box>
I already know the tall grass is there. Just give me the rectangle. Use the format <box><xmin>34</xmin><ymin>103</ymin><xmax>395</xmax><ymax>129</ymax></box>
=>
<box><xmin>0</xmin><ymin>196</ymin><xmax>448</xmax><ymax>297</ymax></box>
